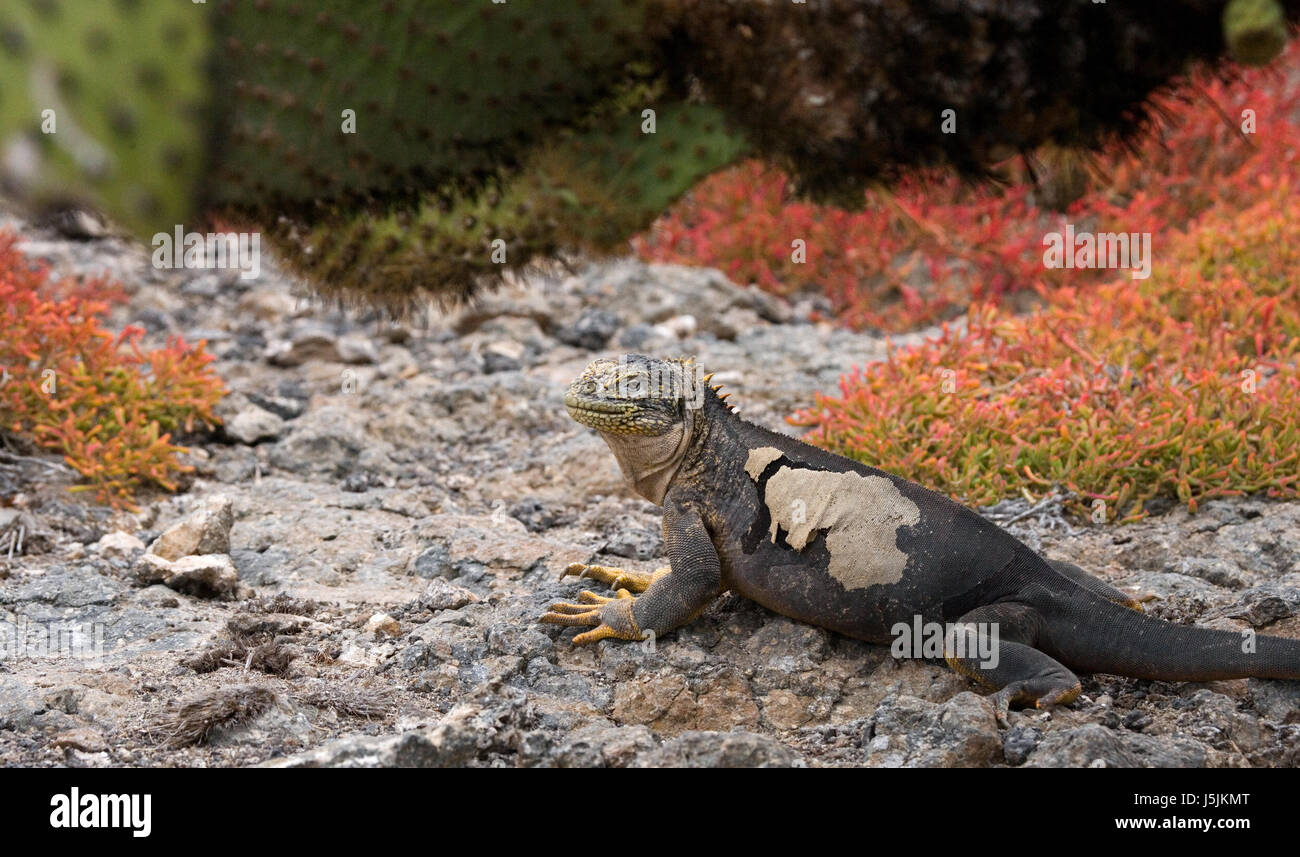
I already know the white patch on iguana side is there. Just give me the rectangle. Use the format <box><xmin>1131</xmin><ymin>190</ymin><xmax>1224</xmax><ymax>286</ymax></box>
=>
<box><xmin>761</xmin><ymin>466</ymin><xmax>921</xmax><ymax>590</ymax></box>
<box><xmin>745</xmin><ymin>446</ymin><xmax>785</xmax><ymax>480</ymax></box>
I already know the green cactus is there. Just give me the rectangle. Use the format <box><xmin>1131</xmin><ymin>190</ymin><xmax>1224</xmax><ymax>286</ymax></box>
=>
<box><xmin>267</xmin><ymin>99</ymin><xmax>747</xmax><ymax>306</ymax></box>
<box><xmin>0</xmin><ymin>0</ymin><xmax>211</xmax><ymax>235</ymax></box>
<box><xmin>1</xmin><ymin>0</ymin><xmax>1297</xmax><ymax>306</ymax></box>
<box><xmin>207</xmin><ymin>0</ymin><xmax>658</xmax><ymax>213</ymax></box>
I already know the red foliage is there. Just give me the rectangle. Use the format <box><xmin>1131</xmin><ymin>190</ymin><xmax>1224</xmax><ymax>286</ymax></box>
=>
<box><xmin>637</xmin><ymin>45</ymin><xmax>1300</xmax><ymax>331</ymax></box>
<box><xmin>0</xmin><ymin>231</ymin><xmax>225</xmax><ymax>509</ymax></box>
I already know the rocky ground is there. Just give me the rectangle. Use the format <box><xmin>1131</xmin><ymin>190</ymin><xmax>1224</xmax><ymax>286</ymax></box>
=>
<box><xmin>1</xmin><ymin>208</ymin><xmax>1298</xmax><ymax>768</ymax></box>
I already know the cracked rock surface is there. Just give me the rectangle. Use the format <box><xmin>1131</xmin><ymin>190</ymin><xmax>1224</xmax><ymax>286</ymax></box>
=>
<box><xmin>1</xmin><ymin>208</ymin><xmax>1298</xmax><ymax>768</ymax></box>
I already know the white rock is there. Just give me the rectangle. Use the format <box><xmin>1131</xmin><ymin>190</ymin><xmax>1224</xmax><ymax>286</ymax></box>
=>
<box><xmin>364</xmin><ymin>612</ymin><xmax>401</xmax><ymax>637</ymax></box>
<box><xmin>337</xmin><ymin>335</ymin><xmax>379</xmax><ymax>365</ymax></box>
<box><xmin>94</xmin><ymin>531</ymin><xmax>145</xmax><ymax>557</ymax></box>
<box><xmin>148</xmin><ymin>495</ymin><xmax>234</xmax><ymax>561</ymax></box>
<box><xmin>654</xmin><ymin>314</ymin><xmax>697</xmax><ymax>339</ymax></box>
<box><xmin>337</xmin><ymin>644</ymin><xmax>381</xmax><ymax>667</ymax></box>
<box><xmin>225</xmin><ymin>406</ymin><xmax>286</xmax><ymax>445</ymax></box>
<box><xmin>236</xmin><ymin>287</ymin><xmax>298</xmax><ymax>322</ymax></box>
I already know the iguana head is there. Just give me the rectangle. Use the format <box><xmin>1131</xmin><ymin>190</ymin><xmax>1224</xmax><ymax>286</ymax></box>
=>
<box><xmin>563</xmin><ymin>354</ymin><xmax>703</xmax><ymax>435</ymax></box>
<box><xmin>564</xmin><ymin>354</ymin><xmax>709</xmax><ymax>503</ymax></box>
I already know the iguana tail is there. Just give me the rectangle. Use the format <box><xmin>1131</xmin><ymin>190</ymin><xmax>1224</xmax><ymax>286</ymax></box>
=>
<box><xmin>1042</xmin><ymin>593</ymin><xmax>1300</xmax><ymax>682</ymax></box>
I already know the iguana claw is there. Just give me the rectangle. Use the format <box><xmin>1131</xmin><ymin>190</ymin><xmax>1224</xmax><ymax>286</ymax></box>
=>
<box><xmin>558</xmin><ymin>562</ymin><xmax>668</xmax><ymax>594</ymax></box>
<box><xmin>540</xmin><ymin>588</ymin><xmax>642</xmax><ymax>644</ymax></box>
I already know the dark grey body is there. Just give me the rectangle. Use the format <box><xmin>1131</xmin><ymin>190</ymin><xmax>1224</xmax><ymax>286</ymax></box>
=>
<box><xmin>675</xmin><ymin>414</ymin><xmax>1045</xmax><ymax>643</ymax></box>
<box><xmin>550</xmin><ymin>356</ymin><xmax>1300</xmax><ymax>712</ymax></box>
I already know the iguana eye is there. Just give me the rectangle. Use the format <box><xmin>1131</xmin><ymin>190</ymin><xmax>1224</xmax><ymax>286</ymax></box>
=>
<box><xmin>625</xmin><ymin>374</ymin><xmax>648</xmax><ymax>398</ymax></box>
<box><xmin>583</xmin><ymin>380</ymin><xmax>597</xmax><ymax>394</ymax></box>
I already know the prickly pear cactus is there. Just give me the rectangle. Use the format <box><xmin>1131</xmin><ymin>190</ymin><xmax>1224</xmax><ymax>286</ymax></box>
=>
<box><xmin>268</xmin><ymin>99</ymin><xmax>747</xmax><ymax>306</ymax></box>
<box><xmin>0</xmin><ymin>0</ymin><xmax>211</xmax><ymax>235</ymax></box>
<box><xmin>2</xmin><ymin>0</ymin><xmax>1298</xmax><ymax>307</ymax></box>
<box><xmin>208</xmin><ymin>0</ymin><xmax>658</xmax><ymax>213</ymax></box>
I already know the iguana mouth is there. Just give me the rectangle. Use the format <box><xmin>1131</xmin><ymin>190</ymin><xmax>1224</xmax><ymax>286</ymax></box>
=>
<box><xmin>563</xmin><ymin>394</ymin><xmax>631</xmax><ymax>415</ymax></box>
<box><xmin>564</xmin><ymin>395</ymin><xmax>640</xmax><ymax>432</ymax></box>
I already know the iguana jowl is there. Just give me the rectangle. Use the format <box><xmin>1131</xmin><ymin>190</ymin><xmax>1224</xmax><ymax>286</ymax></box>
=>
<box><xmin>541</xmin><ymin>354</ymin><xmax>1300</xmax><ymax>716</ymax></box>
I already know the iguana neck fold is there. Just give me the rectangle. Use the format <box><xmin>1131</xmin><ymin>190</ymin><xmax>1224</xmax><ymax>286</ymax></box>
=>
<box><xmin>600</xmin><ymin>405</ymin><xmax>700</xmax><ymax>504</ymax></box>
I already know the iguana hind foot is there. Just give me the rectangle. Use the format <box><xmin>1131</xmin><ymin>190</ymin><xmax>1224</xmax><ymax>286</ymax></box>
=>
<box><xmin>945</xmin><ymin>602</ymin><xmax>1082</xmax><ymax>725</ymax></box>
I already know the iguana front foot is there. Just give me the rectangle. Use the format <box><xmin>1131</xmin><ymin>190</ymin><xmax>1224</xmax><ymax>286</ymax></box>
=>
<box><xmin>540</xmin><ymin>588</ymin><xmax>644</xmax><ymax>644</ymax></box>
<box><xmin>558</xmin><ymin>562</ymin><xmax>669</xmax><ymax>594</ymax></box>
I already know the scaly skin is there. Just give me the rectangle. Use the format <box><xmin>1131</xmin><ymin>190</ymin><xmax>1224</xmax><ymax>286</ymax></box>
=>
<box><xmin>540</xmin><ymin>354</ymin><xmax>1300</xmax><ymax>720</ymax></box>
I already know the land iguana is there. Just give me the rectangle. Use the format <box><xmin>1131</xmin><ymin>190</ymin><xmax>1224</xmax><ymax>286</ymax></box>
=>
<box><xmin>540</xmin><ymin>354</ymin><xmax>1300</xmax><ymax>718</ymax></box>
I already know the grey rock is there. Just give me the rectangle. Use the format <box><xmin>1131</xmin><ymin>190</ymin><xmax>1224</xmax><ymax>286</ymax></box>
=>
<box><xmin>555</xmin><ymin>309</ymin><xmax>621</xmax><ymax>350</ymax></box>
<box><xmin>224</xmin><ymin>405</ymin><xmax>286</xmax><ymax>445</ymax></box>
<box><xmin>634</xmin><ymin>730</ymin><xmax>803</xmax><ymax>768</ymax></box>
<box><xmin>864</xmin><ymin>692</ymin><xmax>1001</xmax><ymax>768</ymax></box>
<box><xmin>509</xmin><ymin>497</ymin><xmax>558</xmax><ymax>533</ymax></box>
<box><xmin>337</xmin><ymin>334</ymin><xmax>379</xmax><ymax>365</ymax></box>
<box><xmin>1024</xmin><ymin>724</ymin><xmax>1206</xmax><ymax>768</ymax></box>
<box><xmin>482</xmin><ymin>340</ymin><xmax>525</xmax><ymax>374</ymax></box>
<box><xmin>246</xmin><ymin>391</ymin><xmax>306</xmax><ymax>420</ymax></box>
<box><xmin>419</xmin><ymin>578</ymin><xmax>478</xmax><ymax>612</ymax></box>
<box><xmin>267</xmin><ymin>325</ymin><xmax>341</xmax><ymax>366</ymax></box>
<box><xmin>0</xmin><ymin>565</ymin><xmax>125</xmax><ymax>608</ymax></box>
<box><xmin>268</xmin><ymin>408</ymin><xmax>370</xmax><ymax>478</ymax></box>
<box><xmin>1249</xmin><ymin>679</ymin><xmax>1300</xmax><ymax>723</ymax></box>
<box><xmin>1002</xmin><ymin>725</ymin><xmax>1043</xmax><ymax>766</ymax></box>
<box><xmin>136</xmin><ymin>553</ymin><xmax>243</xmax><ymax>600</ymax></box>
<box><xmin>412</xmin><ymin>543</ymin><xmax>454</xmax><ymax>580</ymax></box>
<box><xmin>229</xmin><ymin>549</ymin><xmax>290</xmax><ymax>586</ymax></box>
<box><xmin>604</xmin><ymin>526</ymin><xmax>663</xmax><ymax>561</ymax></box>
<box><xmin>555</xmin><ymin>724</ymin><xmax>658</xmax><ymax>768</ymax></box>
<box><xmin>1224</xmin><ymin>581</ymin><xmax>1300</xmax><ymax>627</ymax></box>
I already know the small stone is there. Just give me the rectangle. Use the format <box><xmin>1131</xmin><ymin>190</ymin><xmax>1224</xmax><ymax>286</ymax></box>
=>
<box><xmin>365</xmin><ymin>613</ymin><xmax>401</xmax><ymax>637</ymax></box>
<box><xmin>412</xmin><ymin>544</ymin><xmax>454</xmax><ymax>579</ymax></box>
<box><xmin>148</xmin><ymin>495</ymin><xmax>234</xmax><ymax>561</ymax></box>
<box><xmin>653</xmin><ymin>314</ymin><xmax>696</xmax><ymax>339</ymax></box>
<box><xmin>246</xmin><ymin>391</ymin><xmax>306</xmax><ymax>420</ymax></box>
<box><xmin>509</xmin><ymin>497</ymin><xmax>556</xmax><ymax>532</ymax></box>
<box><xmin>337</xmin><ymin>334</ymin><xmax>379</xmax><ymax>365</ymax></box>
<box><xmin>132</xmin><ymin>552</ymin><xmax>175</xmax><ymax>586</ymax></box>
<box><xmin>1002</xmin><ymin>725</ymin><xmax>1043</xmax><ymax>766</ymax></box>
<box><xmin>419</xmin><ymin>578</ymin><xmax>478</xmax><ymax>611</ymax></box>
<box><xmin>165</xmin><ymin>554</ymin><xmax>242</xmax><ymax>599</ymax></box>
<box><xmin>445</xmin><ymin>474</ymin><xmax>474</xmax><ymax>491</ymax></box>
<box><xmin>237</xmin><ymin>287</ymin><xmax>298</xmax><ymax>322</ymax></box>
<box><xmin>555</xmin><ymin>309</ymin><xmax>621</xmax><ymax>350</ymax></box>
<box><xmin>51</xmin><ymin>727</ymin><xmax>108</xmax><ymax>753</ymax></box>
<box><xmin>224</xmin><ymin>406</ymin><xmax>286</xmax><ymax>444</ymax></box>
<box><xmin>482</xmin><ymin>340</ymin><xmax>525</xmax><ymax>373</ymax></box>
<box><xmin>337</xmin><ymin>645</ymin><xmax>381</xmax><ymax>667</ymax></box>
<box><xmin>267</xmin><ymin>328</ymin><xmax>341</xmax><ymax>366</ymax></box>
<box><xmin>94</xmin><ymin>530</ymin><xmax>145</xmax><ymax>557</ymax></box>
